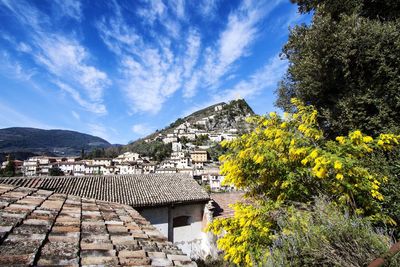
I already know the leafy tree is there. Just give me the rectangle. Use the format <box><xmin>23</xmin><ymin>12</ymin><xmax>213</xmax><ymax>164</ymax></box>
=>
<box><xmin>207</xmin><ymin>99</ymin><xmax>400</xmax><ymax>266</ymax></box>
<box><xmin>85</xmin><ymin>148</ymin><xmax>106</xmax><ymax>159</ymax></box>
<box><xmin>1</xmin><ymin>159</ymin><xmax>15</xmax><ymax>177</ymax></box>
<box><xmin>276</xmin><ymin>0</ymin><xmax>400</xmax><ymax>138</ymax></box>
<box><xmin>207</xmin><ymin>143</ymin><xmax>227</xmax><ymax>162</ymax></box>
<box><xmin>49</xmin><ymin>166</ymin><xmax>64</xmax><ymax>176</ymax></box>
<box><xmin>124</xmin><ymin>140</ymin><xmax>172</xmax><ymax>162</ymax></box>
<box><xmin>178</xmin><ymin>136</ymin><xmax>190</xmax><ymax>144</ymax></box>
<box><xmin>193</xmin><ymin>134</ymin><xmax>210</xmax><ymax>146</ymax></box>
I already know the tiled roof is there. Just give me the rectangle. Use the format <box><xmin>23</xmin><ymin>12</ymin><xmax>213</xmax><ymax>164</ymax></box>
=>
<box><xmin>0</xmin><ymin>174</ymin><xmax>210</xmax><ymax>208</ymax></box>
<box><xmin>0</xmin><ymin>184</ymin><xmax>197</xmax><ymax>266</ymax></box>
<box><xmin>211</xmin><ymin>192</ymin><xmax>245</xmax><ymax>218</ymax></box>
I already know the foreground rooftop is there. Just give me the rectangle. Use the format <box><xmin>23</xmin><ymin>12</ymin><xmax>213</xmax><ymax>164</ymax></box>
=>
<box><xmin>0</xmin><ymin>184</ymin><xmax>196</xmax><ymax>266</ymax></box>
<box><xmin>0</xmin><ymin>174</ymin><xmax>210</xmax><ymax>207</ymax></box>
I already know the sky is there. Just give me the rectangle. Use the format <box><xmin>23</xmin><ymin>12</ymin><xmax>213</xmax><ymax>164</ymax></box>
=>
<box><xmin>0</xmin><ymin>0</ymin><xmax>310</xmax><ymax>144</ymax></box>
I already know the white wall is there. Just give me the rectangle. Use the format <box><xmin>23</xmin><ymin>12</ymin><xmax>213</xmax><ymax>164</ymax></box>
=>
<box><xmin>138</xmin><ymin>203</ymin><xmax>207</xmax><ymax>258</ymax></box>
<box><xmin>139</xmin><ymin>206</ymin><xmax>169</xmax><ymax>238</ymax></box>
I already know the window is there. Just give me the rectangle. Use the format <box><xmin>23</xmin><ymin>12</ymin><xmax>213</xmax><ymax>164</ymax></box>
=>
<box><xmin>173</xmin><ymin>216</ymin><xmax>190</xmax><ymax>228</ymax></box>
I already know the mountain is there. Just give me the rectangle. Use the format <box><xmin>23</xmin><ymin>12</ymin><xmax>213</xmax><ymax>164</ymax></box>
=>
<box><xmin>0</xmin><ymin>127</ymin><xmax>111</xmax><ymax>158</ymax></box>
<box><xmin>128</xmin><ymin>99</ymin><xmax>255</xmax><ymax>147</ymax></box>
<box><xmin>156</xmin><ymin>98</ymin><xmax>254</xmax><ymax>137</ymax></box>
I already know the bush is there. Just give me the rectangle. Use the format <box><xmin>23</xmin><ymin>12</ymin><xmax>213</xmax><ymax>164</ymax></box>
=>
<box><xmin>267</xmin><ymin>197</ymin><xmax>400</xmax><ymax>266</ymax></box>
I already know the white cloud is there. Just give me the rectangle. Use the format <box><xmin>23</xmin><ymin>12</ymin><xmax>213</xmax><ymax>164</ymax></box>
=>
<box><xmin>55</xmin><ymin>0</ymin><xmax>82</xmax><ymax>21</ymax></box>
<box><xmin>87</xmin><ymin>123</ymin><xmax>110</xmax><ymax>141</ymax></box>
<box><xmin>16</xmin><ymin>42</ymin><xmax>32</xmax><ymax>53</ymax></box>
<box><xmin>136</xmin><ymin>0</ymin><xmax>181</xmax><ymax>38</ymax></box>
<box><xmin>198</xmin><ymin>0</ymin><xmax>219</xmax><ymax>17</ymax></box>
<box><xmin>183</xmin><ymin>29</ymin><xmax>201</xmax><ymax>78</ymax></box>
<box><xmin>35</xmin><ymin>36</ymin><xmax>110</xmax><ymax>103</ymax></box>
<box><xmin>0</xmin><ymin>51</ymin><xmax>35</xmax><ymax>81</ymax></box>
<box><xmin>131</xmin><ymin>123</ymin><xmax>154</xmax><ymax>136</ymax></box>
<box><xmin>137</xmin><ymin>1</ymin><xmax>166</xmax><ymax>24</ymax></box>
<box><xmin>55</xmin><ymin>81</ymin><xmax>107</xmax><ymax>115</ymax></box>
<box><xmin>202</xmin><ymin>0</ymin><xmax>282</xmax><ymax>88</ymax></box>
<box><xmin>0</xmin><ymin>100</ymin><xmax>53</xmax><ymax>129</ymax></box>
<box><xmin>213</xmin><ymin>55</ymin><xmax>288</xmax><ymax>102</ymax></box>
<box><xmin>183</xmin><ymin>54</ymin><xmax>287</xmax><ymax>116</ymax></box>
<box><xmin>97</xmin><ymin>3</ymin><xmax>185</xmax><ymax>114</ymax></box>
<box><xmin>71</xmin><ymin>111</ymin><xmax>80</xmax><ymax>120</ymax></box>
<box><xmin>169</xmin><ymin>0</ymin><xmax>185</xmax><ymax>20</ymax></box>
<box><xmin>1</xmin><ymin>0</ymin><xmax>110</xmax><ymax>115</ymax></box>
<box><xmin>183</xmin><ymin>0</ymin><xmax>284</xmax><ymax>98</ymax></box>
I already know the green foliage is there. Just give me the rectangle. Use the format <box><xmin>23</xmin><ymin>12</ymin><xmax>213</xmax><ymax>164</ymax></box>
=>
<box><xmin>267</xmin><ymin>197</ymin><xmax>400</xmax><ymax>267</ymax></box>
<box><xmin>168</xmin><ymin>118</ymin><xmax>184</xmax><ymax>129</ymax></box>
<box><xmin>49</xmin><ymin>166</ymin><xmax>64</xmax><ymax>176</ymax></box>
<box><xmin>196</xmin><ymin>255</ymin><xmax>234</xmax><ymax>267</ymax></box>
<box><xmin>85</xmin><ymin>148</ymin><xmax>106</xmax><ymax>159</ymax></box>
<box><xmin>1</xmin><ymin>159</ymin><xmax>15</xmax><ymax>177</ymax></box>
<box><xmin>179</xmin><ymin>136</ymin><xmax>190</xmax><ymax>144</ymax></box>
<box><xmin>193</xmin><ymin>135</ymin><xmax>210</xmax><ymax>146</ymax></box>
<box><xmin>292</xmin><ymin>0</ymin><xmax>400</xmax><ymax>21</ymax></box>
<box><xmin>208</xmin><ymin>100</ymin><xmax>400</xmax><ymax>266</ymax></box>
<box><xmin>207</xmin><ymin>143</ymin><xmax>227</xmax><ymax>162</ymax></box>
<box><xmin>125</xmin><ymin>140</ymin><xmax>172</xmax><ymax>162</ymax></box>
<box><xmin>276</xmin><ymin>0</ymin><xmax>400</xmax><ymax>137</ymax></box>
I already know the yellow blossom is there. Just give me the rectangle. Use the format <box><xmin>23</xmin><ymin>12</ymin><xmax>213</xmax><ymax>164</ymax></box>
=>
<box><xmin>334</xmin><ymin>161</ymin><xmax>342</xmax><ymax>170</ymax></box>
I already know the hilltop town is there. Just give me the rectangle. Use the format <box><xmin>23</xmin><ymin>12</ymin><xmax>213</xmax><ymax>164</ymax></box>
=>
<box><xmin>0</xmin><ymin>99</ymin><xmax>254</xmax><ymax>193</ymax></box>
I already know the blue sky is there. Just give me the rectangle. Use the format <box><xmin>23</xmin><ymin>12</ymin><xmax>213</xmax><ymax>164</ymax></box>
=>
<box><xmin>0</xmin><ymin>0</ymin><xmax>310</xmax><ymax>144</ymax></box>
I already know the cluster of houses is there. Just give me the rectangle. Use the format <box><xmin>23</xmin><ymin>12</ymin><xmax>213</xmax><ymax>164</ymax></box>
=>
<box><xmin>2</xmin><ymin>150</ymin><xmax>232</xmax><ymax>192</ymax></box>
<box><xmin>155</xmin><ymin>104</ymin><xmax>238</xmax><ymax>146</ymax></box>
<box><xmin>1</xmin><ymin>106</ymin><xmax>244</xmax><ymax>192</ymax></box>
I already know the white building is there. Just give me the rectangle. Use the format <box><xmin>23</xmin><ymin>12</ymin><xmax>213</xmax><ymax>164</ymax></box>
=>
<box><xmin>92</xmin><ymin>158</ymin><xmax>112</xmax><ymax>166</ymax></box>
<box><xmin>114</xmin><ymin>152</ymin><xmax>141</xmax><ymax>163</ymax></box>
<box><xmin>118</xmin><ymin>163</ymin><xmax>142</xmax><ymax>175</ymax></box>
<box><xmin>162</xmin><ymin>136</ymin><xmax>178</xmax><ymax>144</ymax></box>
<box><xmin>155</xmin><ymin>168</ymin><xmax>178</xmax><ymax>174</ymax></box>
<box><xmin>172</xmin><ymin>142</ymin><xmax>182</xmax><ymax>152</ymax></box>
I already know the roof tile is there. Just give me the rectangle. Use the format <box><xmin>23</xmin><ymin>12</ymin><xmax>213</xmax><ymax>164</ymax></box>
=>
<box><xmin>0</xmin><ymin>184</ymin><xmax>198</xmax><ymax>266</ymax></box>
<box><xmin>0</xmin><ymin>174</ymin><xmax>210</xmax><ymax>207</ymax></box>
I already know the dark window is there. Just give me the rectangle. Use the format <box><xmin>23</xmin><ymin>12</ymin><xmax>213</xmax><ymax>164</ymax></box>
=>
<box><xmin>173</xmin><ymin>216</ymin><xmax>190</xmax><ymax>227</ymax></box>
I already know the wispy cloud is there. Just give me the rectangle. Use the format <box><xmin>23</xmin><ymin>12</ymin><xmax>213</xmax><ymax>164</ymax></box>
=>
<box><xmin>182</xmin><ymin>0</ymin><xmax>284</xmax><ymax>98</ymax></box>
<box><xmin>55</xmin><ymin>81</ymin><xmax>107</xmax><ymax>115</ymax></box>
<box><xmin>132</xmin><ymin>123</ymin><xmax>154</xmax><ymax>136</ymax></box>
<box><xmin>183</xmin><ymin>54</ymin><xmax>287</xmax><ymax>116</ymax></box>
<box><xmin>198</xmin><ymin>0</ymin><xmax>220</xmax><ymax>17</ymax></box>
<box><xmin>96</xmin><ymin>0</ymin><xmax>286</xmax><ymax>114</ymax></box>
<box><xmin>0</xmin><ymin>101</ymin><xmax>53</xmax><ymax>129</ymax></box>
<box><xmin>87</xmin><ymin>123</ymin><xmax>111</xmax><ymax>141</ymax></box>
<box><xmin>213</xmin><ymin>54</ymin><xmax>287</xmax><ymax>102</ymax></box>
<box><xmin>16</xmin><ymin>42</ymin><xmax>32</xmax><ymax>53</ymax></box>
<box><xmin>200</xmin><ymin>0</ymin><xmax>283</xmax><ymax>89</ymax></box>
<box><xmin>169</xmin><ymin>0</ymin><xmax>185</xmax><ymax>20</ymax></box>
<box><xmin>97</xmin><ymin>1</ymin><xmax>189</xmax><ymax>114</ymax></box>
<box><xmin>0</xmin><ymin>51</ymin><xmax>36</xmax><ymax>81</ymax></box>
<box><xmin>55</xmin><ymin>0</ymin><xmax>82</xmax><ymax>21</ymax></box>
<box><xmin>0</xmin><ymin>0</ymin><xmax>109</xmax><ymax>115</ymax></box>
<box><xmin>71</xmin><ymin>111</ymin><xmax>80</xmax><ymax>120</ymax></box>
<box><xmin>35</xmin><ymin>36</ymin><xmax>110</xmax><ymax>102</ymax></box>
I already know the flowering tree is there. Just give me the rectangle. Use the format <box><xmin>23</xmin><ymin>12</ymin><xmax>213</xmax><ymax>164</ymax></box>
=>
<box><xmin>208</xmin><ymin>99</ymin><xmax>400</xmax><ymax>266</ymax></box>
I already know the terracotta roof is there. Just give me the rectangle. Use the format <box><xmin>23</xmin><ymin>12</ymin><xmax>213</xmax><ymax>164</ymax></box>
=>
<box><xmin>0</xmin><ymin>174</ymin><xmax>210</xmax><ymax>208</ymax></box>
<box><xmin>211</xmin><ymin>192</ymin><xmax>245</xmax><ymax>218</ymax></box>
<box><xmin>0</xmin><ymin>184</ymin><xmax>197</xmax><ymax>266</ymax></box>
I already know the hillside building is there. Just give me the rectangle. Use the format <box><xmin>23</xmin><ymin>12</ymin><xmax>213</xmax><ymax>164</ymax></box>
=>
<box><xmin>190</xmin><ymin>150</ymin><xmax>208</xmax><ymax>163</ymax></box>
